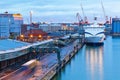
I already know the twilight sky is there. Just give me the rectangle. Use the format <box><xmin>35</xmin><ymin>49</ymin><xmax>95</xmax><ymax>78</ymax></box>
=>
<box><xmin>0</xmin><ymin>0</ymin><xmax>120</xmax><ymax>23</ymax></box>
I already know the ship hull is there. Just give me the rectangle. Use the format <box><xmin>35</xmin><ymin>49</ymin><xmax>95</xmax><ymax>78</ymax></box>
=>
<box><xmin>85</xmin><ymin>37</ymin><xmax>104</xmax><ymax>46</ymax></box>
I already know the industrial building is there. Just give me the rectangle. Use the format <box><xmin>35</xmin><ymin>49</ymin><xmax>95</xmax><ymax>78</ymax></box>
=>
<box><xmin>0</xmin><ymin>12</ymin><xmax>23</xmax><ymax>39</ymax></box>
<box><xmin>112</xmin><ymin>18</ymin><xmax>120</xmax><ymax>35</ymax></box>
<box><xmin>0</xmin><ymin>39</ymin><xmax>54</xmax><ymax>71</ymax></box>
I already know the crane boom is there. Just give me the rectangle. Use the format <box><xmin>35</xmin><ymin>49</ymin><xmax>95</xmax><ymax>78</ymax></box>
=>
<box><xmin>80</xmin><ymin>3</ymin><xmax>88</xmax><ymax>24</ymax></box>
<box><xmin>80</xmin><ymin>3</ymin><xmax>85</xmax><ymax>19</ymax></box>
<box><xmin>101</xmin><ymin>0</ymin><xmax>107</xmax><ymax>21</ymax></box>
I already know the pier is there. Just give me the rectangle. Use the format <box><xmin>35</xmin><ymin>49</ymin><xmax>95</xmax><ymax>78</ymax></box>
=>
<box><xmin>0</xmin><ymin>33</ymin><xmax>84</xmax><ymax>80</ymax></box>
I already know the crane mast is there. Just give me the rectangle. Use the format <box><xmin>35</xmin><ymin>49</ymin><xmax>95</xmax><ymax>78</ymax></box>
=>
<box><xmin>101</xmin><ymin>0</ymin><xmax>109</xmax><ymax>23</ymax></box>
<box><xmin>101</xmin><ymin>0</ymin><xmax>106</xmax><ymax>19</ymax></box>
<box><xmin>81</xmin><ymin>3</ymin><xmax>85</xmax><ymax>20</ymax></box>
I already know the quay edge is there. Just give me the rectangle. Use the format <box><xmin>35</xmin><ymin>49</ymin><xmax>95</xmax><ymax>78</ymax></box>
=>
<box><xmin>40</xmin><ymin>42</ymin><xmax>84</xmax><ymax>80</ymax></box>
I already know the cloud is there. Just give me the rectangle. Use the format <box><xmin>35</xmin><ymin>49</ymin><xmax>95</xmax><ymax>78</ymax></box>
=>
<box><xmin>1</xmin><ymin>0</ymin><xmax>120</xmax><ymax>22</ymax></box>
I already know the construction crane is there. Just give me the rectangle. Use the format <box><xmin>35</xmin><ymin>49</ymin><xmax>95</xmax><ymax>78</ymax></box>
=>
<box><xmin>101</xmin><ymin>0</ymin><xmax>109</xmax><ymax>24</ymax></box>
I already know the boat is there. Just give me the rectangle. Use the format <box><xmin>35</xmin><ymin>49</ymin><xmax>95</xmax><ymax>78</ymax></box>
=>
<box><xmin>84</xmin><ymin>22</ymin><xmax>105</xmax><ymax>45</ymax></box>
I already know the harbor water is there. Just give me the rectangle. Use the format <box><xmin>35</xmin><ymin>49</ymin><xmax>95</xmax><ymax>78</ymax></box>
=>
<box><xmin>52</xmin><ymin>36</ymin><xmax>120</xmax><ymax>80</ymax></box>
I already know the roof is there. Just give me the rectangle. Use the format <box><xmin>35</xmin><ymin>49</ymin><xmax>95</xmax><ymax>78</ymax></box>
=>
<box><xmin>0</xmin><ymin>39</ymin><xmax>30</xmax><ymax>51</ymax></box>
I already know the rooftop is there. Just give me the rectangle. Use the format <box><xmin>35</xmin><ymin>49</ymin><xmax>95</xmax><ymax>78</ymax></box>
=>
<box><xmin>0</xmin><ymin>39</ymin><xmax>30</xmax><ymax>51</ymax></box>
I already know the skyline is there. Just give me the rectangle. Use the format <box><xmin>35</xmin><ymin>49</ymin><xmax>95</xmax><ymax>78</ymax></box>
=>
<box><xmin>0</xmin><ymin>0</ymin><xmax>120</xmax><ymax>23</ymax></box>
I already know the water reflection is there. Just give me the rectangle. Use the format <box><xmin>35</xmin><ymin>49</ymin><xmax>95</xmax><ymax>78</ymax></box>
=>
<box><xmin>53</xmin><ymin>37</ymin><xmax>120</xmax><ymax>80</ymax></box>
<box><xmin>85</xmin><ymin>45</ymin><xmax>104</xmax><ymax>80</ymax></box>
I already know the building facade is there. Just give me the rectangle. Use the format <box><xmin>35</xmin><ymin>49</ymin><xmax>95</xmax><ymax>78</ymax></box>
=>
<box><xmin>20</xmin><ymin>23</ymin><xmax>48</xmax><ymax>42</ymax></box>
<box><xmin>0</xmin><ymin>12</ymin><xmax>23</xmax><ymax>39</ymax></box>
<box><xmin>39</xmin><ymin>23</ymin><xmax>62</xmax><ymax>32</ymax></box>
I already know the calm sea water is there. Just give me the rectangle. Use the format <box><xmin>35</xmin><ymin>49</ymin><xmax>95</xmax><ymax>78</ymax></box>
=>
<box><xmin>52</xmin><ymin>36</ymin><xmax>120</xmax><ymax>80</ymax></box>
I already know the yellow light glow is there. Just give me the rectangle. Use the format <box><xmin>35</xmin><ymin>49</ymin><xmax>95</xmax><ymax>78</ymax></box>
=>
<box><xmin>20</xmin><ymin>35</ymin><xmax>24</xmax><ymax>38</ymax></box>
<box><xmin>38</xmin><ymin>35</ymin><xmax>42</xmax><ymax>38</ymax></box>
<box><xmin>13</xmin><ymin>14</ymin><xmax>22</xmax><ymax>18</ymax></box>
<box><xmin>30</xmin><ymin>34</ymin><xmax>33</xmax><ymax>38</ymax></box>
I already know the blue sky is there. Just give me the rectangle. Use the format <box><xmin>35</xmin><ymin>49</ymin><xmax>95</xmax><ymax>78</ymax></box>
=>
<box><xmin>0</xmin><ymin>0</ymin><xmax>120</xmax><ymax>23</ymax></box>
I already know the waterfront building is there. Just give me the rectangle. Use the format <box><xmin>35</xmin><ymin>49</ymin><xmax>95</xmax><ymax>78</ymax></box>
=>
<box><xmin>20</xmin><ymin>23</ymin><xmax>48</xmax><ymax>42</ymax></box>
<box><xmin>21</xmin><ymin>23</ymin><xmax>39</xmax><ymax>34</ymax></box>
<box><xmin>112</xmin><ymin>18</ymin><xmax>120</xmax><ymax>35</ymax></box>
<box><xmin>0</xmin><ymin>12</ymin><xmax>23</xmax><ymax>39</ymax></box>
<box><xmin>18</xmin><ymin>29</ymin><xmax>48</xmax><ymax>42</ymax></box>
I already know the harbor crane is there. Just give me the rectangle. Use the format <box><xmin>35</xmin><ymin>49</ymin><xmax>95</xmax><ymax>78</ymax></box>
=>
<box><xmin>76</xmin><ymin>12</ymin><xmax>83</xmax><ymax>26</ymax></box>
<box><xmin>80</xmin><ymin>3</ymin><xmax>88</xmax><ymax>24</ymax></box>
<box><xmin>101</xmin><ymin>0</ymin><xmax>109</xmax><ymax>24</ymax></box>
<box><xmin>76</xmin><ymin>12</ymin><xmax>84</xmax><ymax>35</ymax></box>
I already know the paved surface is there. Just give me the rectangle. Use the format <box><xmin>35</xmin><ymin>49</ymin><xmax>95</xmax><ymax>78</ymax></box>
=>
<box><xmin>60</xmin><ymin>43</ymin><xmax>75</xmax><ymax>60</ymax></box>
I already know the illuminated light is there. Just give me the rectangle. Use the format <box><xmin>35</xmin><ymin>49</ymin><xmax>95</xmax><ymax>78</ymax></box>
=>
<box><xmin>30</xmin><ymin>34</ymin><xmax>33</xmax><ymax>38</ymax></box>
<box><xmin>20</xmin><ymin>34</ymin><xmax>24</xmax><ymax>38</ymax></box>
<box><xmin>13</xmin><ymin>14</ymin><xmax>22</xmax><ymax>18</ymax></box>
<box><xmin>38</xmin><ymin>35</ymin><xmax>42</xmax><ymax>38</ymax></box>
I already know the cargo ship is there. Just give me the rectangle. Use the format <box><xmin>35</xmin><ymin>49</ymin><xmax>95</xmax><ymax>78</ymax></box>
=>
<box><xmin>84</xmin><ymin>22</ymin><xmax>105</xmax><ymax>45</ymax></box>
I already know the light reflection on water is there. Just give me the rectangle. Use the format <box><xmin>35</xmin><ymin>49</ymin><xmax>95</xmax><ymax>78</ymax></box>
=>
<box><xmin>52</xmin><ymin>36</ymin><xmax>120</xmax><ymax>80</ymax></box>
<box><xmin>85</xmin><ymin>46</ymin><xmax>103</xmax><ymax>80</ymax></box>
